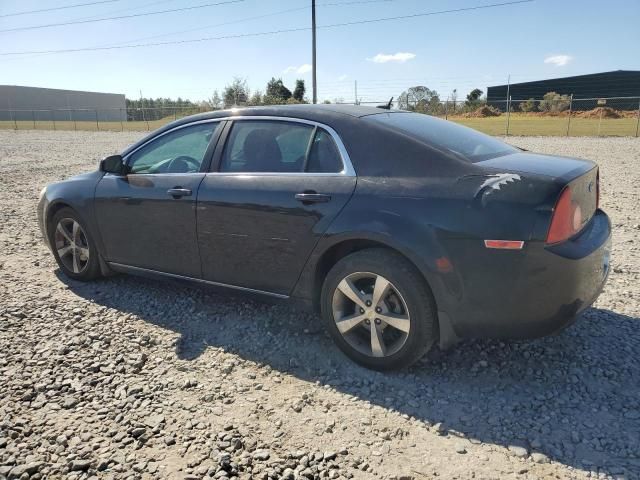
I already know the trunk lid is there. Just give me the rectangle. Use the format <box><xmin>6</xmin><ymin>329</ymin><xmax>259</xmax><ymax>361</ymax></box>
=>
<box><xmin>477</xmin><ymin>152</ymin><xmax>599</xmax><ymax>241</ymax></box>
<box><xmin>478</xmin><ymin>152</ymin><xmax>596</xmax><ymax>183</ymax></box>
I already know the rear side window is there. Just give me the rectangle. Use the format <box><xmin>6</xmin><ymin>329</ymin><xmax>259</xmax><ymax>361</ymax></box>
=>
<box><xmin>366</xmin><ymin>112</ymin><xmax>517</xmax><ymax>162</ymax></box>
<box><xmin>219</xmin><ymin>120</ymin><xmax>344</xmax><ymax>173</ymax></box>
<box><xmin>307</xmin><ymin>129</ymin><xmax>343</xmax><ymax>173</ymax></box>
<box><xmin>220</xmin><ymin>121</ymin><xmax>313</xmax><ymax>173</ymax></box>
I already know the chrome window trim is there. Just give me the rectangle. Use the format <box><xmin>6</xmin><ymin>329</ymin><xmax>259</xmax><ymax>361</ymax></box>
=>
<box><xmin>124</xmin><ymin>116</ymin><xmax>356</xmax><ymax>177</ymax></box>
<box><xmin>123</xmin><ymin>119</ymin><xmax>224</xmax><ymax>167</ymax></box>
<box><xmin>108</xmin><ymin>262</ymin><xmax>289</xmax><ymax>299</ymax></box>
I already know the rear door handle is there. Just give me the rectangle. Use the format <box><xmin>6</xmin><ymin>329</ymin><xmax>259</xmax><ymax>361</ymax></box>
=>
<box><xmin>167</xmin><ymin>187</ymin><xmax>192</xmax><ymax>198</ymax></box>
<box><xmin>295</xmin><ymin>192</ymin><xmax>331</xmax><ymax>204</ymax></box>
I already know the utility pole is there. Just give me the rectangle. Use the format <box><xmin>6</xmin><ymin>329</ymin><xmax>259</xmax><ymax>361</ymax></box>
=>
<box><xmin>354</xmin><ymin>80</ymin><xmax>358</xmax><ymax>105</ymax></box>
<box><xmin>312</xmin><ymin>0</ymin><xmax>317</xmax><ymax>104</ymax></box>
<box><xmin>140</xmin><ymin>90</ymin><xmax>149</xmax><ymax>131</ymax></box>
<box><xmin>505</xmin><ymin>74</ymin><xmax>511</xmax><ymax>136</ymax></box>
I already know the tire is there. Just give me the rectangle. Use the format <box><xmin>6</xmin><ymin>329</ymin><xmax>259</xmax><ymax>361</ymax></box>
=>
<box><xmin>48</xmin><ymin>207</ymin><xmax>101</xmax><ymax>281</ymax></box>
<box><xmin>320</xmin><ymin>248</ymin><xmax>438</xmax><ymax>371</ymax></box>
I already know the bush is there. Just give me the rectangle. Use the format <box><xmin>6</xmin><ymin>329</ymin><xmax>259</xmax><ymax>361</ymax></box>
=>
<box><xmin>519</xmin><ymin>98</ymin><xmax>537</xmax><ymax>112</ymax></box>
<box><xmin>539</xmin><ymin>92</ymin><xmax>571</xmax><ymax>112</ymax></box>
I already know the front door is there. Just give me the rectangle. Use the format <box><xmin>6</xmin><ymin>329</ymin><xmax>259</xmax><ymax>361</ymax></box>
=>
<box><xmin>94</xmin><ymin>121</ymin><xmax>222</xmax><ymax>277</ymax></box>
<box><xmin>197</xmin><ymin>119</ymin><xmax>356</xmax><ymax>295</ymax></box>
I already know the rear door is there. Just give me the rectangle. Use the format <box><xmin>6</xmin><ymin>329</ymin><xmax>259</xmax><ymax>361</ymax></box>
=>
<box><xmin>94</xmin><ymin>120</ymin><xmax>223</xmax><ymax>277</ymax></box>
<box><xmin>196</xmin><ymin>118</ymin><xmax>356</xmax><ymax>295</ymax></box>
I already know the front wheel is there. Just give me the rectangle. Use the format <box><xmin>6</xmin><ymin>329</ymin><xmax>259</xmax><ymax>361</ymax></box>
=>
<box><xmin>48</xmin><ymin>207</ymin><xmax>101</xmax><ymax>281</ymax></box>
<box><xmin>321</xmin><ymin>248</ymin><xmax>438</xmax><ymax>370</ymax></box>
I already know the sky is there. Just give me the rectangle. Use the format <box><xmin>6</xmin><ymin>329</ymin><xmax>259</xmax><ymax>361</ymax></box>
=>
<box><xmin>1</xmin><ymin>0</ymin><xmax>639</xmax><ymax>104</ymax></box>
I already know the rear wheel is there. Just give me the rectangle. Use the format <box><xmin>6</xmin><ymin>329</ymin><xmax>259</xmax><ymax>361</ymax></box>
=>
<box><xmin>321</xmin><ymin>248</ymin><xmax>438</xmax><ymax>370</ymax></box>
<box><xmin>48</xmin><ymin>207</ymin><xmax>101</xmax><ymax>281</ymax></box>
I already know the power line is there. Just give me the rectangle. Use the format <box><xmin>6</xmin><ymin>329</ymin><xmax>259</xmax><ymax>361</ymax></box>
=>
<box><xmin>0</xmin><ymin>0</ymin><xmax>399</xmax><ymax>66</ymax></box>
<box><xmin>81</xmin><ymin>0</ymin><xmax>398</xmax><ymax>52</ymax></box>
<box><xmin>0</xmin><ymin>0</ymin><xmax>245</xmax><ymax>34</ymax></box>
<box><xmin>68</xmin><ymin>0</ymin><xmax>179</xmax><ymax>24</ymax></box>
<box><xmin>0</xmin><ymin>0</ymin><xmax>534</xmax><ymax>56</ymax></box>
<box><xmin>0</xmin><ymin>0</ymin><xmax>120</xmax><ymax>18</ymax></box>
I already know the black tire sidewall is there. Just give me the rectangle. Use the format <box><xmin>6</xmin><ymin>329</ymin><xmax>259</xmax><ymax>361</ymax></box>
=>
<box><xmin>48</xmin><ymin>207</ymin><xmax>101</xmax><ymax>281</ymax></box>
<box><xmin>320</xmin><ymin>248</ymin><xmax>438</xmax><ymax>371</ymax></box>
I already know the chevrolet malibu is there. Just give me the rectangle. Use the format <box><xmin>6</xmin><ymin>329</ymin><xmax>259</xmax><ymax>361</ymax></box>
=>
<box><xmin>38</xmin><ymin>105</ymin><xmax>611</xmax><ymax>370</ymax></box>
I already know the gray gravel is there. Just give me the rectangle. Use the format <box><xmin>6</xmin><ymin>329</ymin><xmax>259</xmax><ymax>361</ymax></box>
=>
<box><xmin>0</xmin><ymin>130</ymin><xmax>639</xmax><ymax>480</ymax></box>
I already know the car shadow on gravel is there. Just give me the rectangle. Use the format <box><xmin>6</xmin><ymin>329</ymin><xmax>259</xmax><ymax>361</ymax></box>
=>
<box><xmin>61</xmin><ymin>272</ymin><xmax>640</xmax><ymax>478</ymax></box>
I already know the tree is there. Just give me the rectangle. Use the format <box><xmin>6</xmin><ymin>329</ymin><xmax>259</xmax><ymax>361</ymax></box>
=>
<box><xmin>519</xmin><ymin>98</ymin><xmax>537</xmax><ymax>112</ymax></box>
<box><xmin>293</xmin><ymin>79</ymin><xmax>306</xmax><ymax>102</ymax></box>
<box><xmin>125</xmin><ymin>96</ymin><xmax>197</xmax><ymax>121</ymax></box>
<box><xmin>249</xmin><ymin>90</ymin><xmax>263</xmax><ymax>106</ymax></box>
<box><xmin>223</xmin><ymin>77</ymin><xmax>249</xmax><ymax>107</ymax></box>
<box><xmin>449</xmin><ymin>89</ymin><xmax>458</xmax><ymax>114</ymax></box>
<box><xmin>265</xmin><ymin>77</ymin><xmax>292</xmax><ymax>104</ymax></box>
<box><xmin>465</xmin><ymin>88</ymin><xmax>483</xmax><ymax>107</ymax></box>
<box><xmin>209</xmin><ymin>90</ymin><xmax>222</xmax><ymax>109</ymax></box>
<box><xmin>539</xmin><ymin>91</ymin><xmax>571</xmax><ymax>112</ymax></box>
<box><xmin>398</xmin><ymin>86</ymin><xmax>441</xmax><ymax>114</ymax></box>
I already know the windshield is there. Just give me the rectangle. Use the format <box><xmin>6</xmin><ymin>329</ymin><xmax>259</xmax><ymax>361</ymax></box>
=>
<box><xmin>365</xmin><ymin>112</ymin><xmax>517</xmax><ymax>163</ymax></box>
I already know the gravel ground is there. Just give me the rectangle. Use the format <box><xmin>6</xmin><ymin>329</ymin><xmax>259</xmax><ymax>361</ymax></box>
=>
<box><xmin>0</xmin><ymin>130</ymin><xmax>639</xmax><ymax>480</ymax></box>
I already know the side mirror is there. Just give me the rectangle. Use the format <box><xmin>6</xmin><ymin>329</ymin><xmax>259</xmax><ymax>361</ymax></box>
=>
<box><xmin>99</xmin><ymin>154</ymin><xmax>124</xmax><ymax>174</ymax></box>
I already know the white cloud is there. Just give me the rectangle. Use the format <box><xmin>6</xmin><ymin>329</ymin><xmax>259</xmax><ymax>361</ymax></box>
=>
<box><xmin>283</xmin><ymin>64</ymin><xmax>312</xmax><ymax>74</ymax></box>
<box><xmin>544</xmin><ymin>54</ymin><xmax>572</xmax><ymax>67</ymax></box>
<box><xmin>338</xmin><ymin>74</ymin><xmax>348</xmax><ymax>81</ymax></box>
<box><xmin>368</xmin><ymin>52</ymin><xmax>416</xmax><ymax>64</ymax></box>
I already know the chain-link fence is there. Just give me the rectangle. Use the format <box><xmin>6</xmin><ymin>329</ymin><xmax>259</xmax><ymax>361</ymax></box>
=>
<box><xmin>0</xmin><ymin>106</ymin><xmax>212</xmax><ymax>132</ymax></box>
<box><xmin>347</xmin><ymin>96</ymin><xmax>640</xmax><ymax>137</ymax></box>
<box><xmin>1</xmin><ymin>97</ymin><xmax>639</xmax><ymax>136</ymax></box>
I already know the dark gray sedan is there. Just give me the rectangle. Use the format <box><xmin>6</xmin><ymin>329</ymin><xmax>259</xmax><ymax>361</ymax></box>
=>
<box><xmin>38</xmin><ymin>105</ymin><xmax>611</xmax><ymax>370</ymax></box>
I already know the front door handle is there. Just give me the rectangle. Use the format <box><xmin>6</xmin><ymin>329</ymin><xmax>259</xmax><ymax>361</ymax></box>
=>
<box><xmin>167</xmin><ymin>187</ymin><xmax>192</xmax><ymax>198</ymax></box>
<box><xmin>295</xmin><ymin>192</ymin><xmax>331</xmax><ymax>204</ymax></box>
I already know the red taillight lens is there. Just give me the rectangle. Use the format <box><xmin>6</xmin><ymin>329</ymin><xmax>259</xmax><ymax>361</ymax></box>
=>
<box><xmin>547</xmin><ymin>186</ymin><xmax>582</xmax><ymax>244</ymax></box>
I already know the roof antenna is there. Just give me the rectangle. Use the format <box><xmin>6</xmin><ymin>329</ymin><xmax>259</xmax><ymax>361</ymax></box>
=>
<box><xmin>377</xmin><ymin>97</ymin><xmax>393</xmax><ymax>110</ymax></box>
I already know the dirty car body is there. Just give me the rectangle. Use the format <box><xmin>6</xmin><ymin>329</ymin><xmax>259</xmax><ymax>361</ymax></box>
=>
<box><xmin>38</xmin><ymin>105</ymin><xmax>611</xmax><ymax>367</ymax></box>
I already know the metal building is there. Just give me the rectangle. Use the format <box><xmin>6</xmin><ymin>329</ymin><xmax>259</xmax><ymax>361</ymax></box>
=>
<box><xmin>487</xmin><ymin>70</ymin><xmax>640</xmax><ymax>110</ymax></box>
<box><xmin>0</xmin><ymin>85</ymin><xmax>127</xmax><ymax>122</ymax></box>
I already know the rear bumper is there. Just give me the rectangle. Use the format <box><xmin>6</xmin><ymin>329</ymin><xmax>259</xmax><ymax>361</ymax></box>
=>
<box><xmin>442</xmin><ymin>209</ymin><xmax>611</xmax><ymax>340</ymax></box>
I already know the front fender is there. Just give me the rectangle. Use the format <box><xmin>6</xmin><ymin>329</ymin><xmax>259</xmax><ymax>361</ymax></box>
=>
<box><xmin>38</xmin><ymin>170</ymin><xmax>105</xmax><ymax>253</ymax></box>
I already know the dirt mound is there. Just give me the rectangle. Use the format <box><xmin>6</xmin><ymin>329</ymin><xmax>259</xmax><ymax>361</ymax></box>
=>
<box><xmin>525</xmin><ymin>110</ymin><xmax>570</xmax><ymax>117</ymax></box>
<box><xmin>463</xmin><ymin>105</ymin><xmax>502</xmax><ymax>118</ymax></box>
<box><xmin>577</xmin><ymin>107</ymin><xmax>624</xmax><ymax>119</ymax></box>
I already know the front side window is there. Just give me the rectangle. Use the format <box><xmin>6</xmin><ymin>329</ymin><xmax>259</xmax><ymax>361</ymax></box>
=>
<box><xmin>128</xmin><ymin>122</ymin><xmax>220</xmax><ymax>174</ymax></box>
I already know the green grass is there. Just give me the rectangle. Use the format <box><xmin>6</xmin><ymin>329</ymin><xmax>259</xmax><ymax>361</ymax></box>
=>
<box><xmin>449</xmin><ymin>114</ymin><xmax>639</xmax><ymax>137</ymax></box>
<box><xmin>1</xmin><ymin>114</ymin><xmax>639</xmax><ymax>137</ymax></box>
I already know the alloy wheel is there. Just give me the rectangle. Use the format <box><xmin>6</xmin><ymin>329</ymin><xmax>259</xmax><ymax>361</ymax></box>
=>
<box><xmin>331</xmin><ymin>272</ymin><xmax>411</xmax><ymax>358</ymax></box>
<box><xmin>54</xmin><ymin>218</ymin><xmax>90</xmax><ymax>274</ymax></box>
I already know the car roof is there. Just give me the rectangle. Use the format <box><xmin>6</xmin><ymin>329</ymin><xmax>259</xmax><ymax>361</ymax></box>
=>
<box><xmin>190</xmin><ymin>103</ymin><xmax>397</xmax><ymax>121</ymax></box>
<box><xmin>122</xmin><ymin>104</ymin><xmax>402</xmax><ymax>156</ymax></box>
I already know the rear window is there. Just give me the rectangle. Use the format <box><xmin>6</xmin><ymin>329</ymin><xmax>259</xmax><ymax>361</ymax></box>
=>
<box><xmin>366</xmin><ymin>112</ymin><xmax>517</xmax><ymax>162</ymax></box>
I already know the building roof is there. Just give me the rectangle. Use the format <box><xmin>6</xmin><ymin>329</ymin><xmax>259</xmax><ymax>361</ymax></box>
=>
<box><xmin>487</xmin><ymin>70</ymin><xmax>640</xmax><ymax>89</ymax></box>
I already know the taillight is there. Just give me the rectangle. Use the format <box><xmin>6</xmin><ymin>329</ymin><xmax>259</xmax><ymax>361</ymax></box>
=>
<box><xmin>547</xmin><ymin>186</ymin><xmax>582</xmax><ymax>244</ymax></box>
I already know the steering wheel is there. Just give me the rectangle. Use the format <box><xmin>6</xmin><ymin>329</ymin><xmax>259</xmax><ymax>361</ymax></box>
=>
<box><xmin>166</xmin><ymin>155</ymin><xmax>200</xmax><ymax>173</ymax></box>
